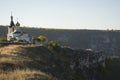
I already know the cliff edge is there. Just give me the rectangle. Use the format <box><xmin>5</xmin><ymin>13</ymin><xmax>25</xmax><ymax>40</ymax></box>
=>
<box><xmin>0</xmin><ymin>44</ymin><xmax>105</xmax><ymax>80</ymax></box>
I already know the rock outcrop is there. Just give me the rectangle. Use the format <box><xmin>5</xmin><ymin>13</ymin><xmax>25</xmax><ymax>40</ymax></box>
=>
<box><xmin>0</xmin><ymin>44</ymin><xmax>106</xmax><ymax>80</ymax></box>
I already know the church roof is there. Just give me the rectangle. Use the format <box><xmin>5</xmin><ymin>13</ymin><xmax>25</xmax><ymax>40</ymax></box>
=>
<box><xmin>13</xmin><ymin>31</ymin><xmax>22</xmax><ymax>34</ymax></box>
<box><xmin>9</xmin><ymin>16</ymin><xmax>15</xmax><ymax>28</ymax></box>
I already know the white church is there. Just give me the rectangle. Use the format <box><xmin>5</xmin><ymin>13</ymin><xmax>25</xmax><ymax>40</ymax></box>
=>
<box><xmin>7</xmin><ymin>15</ymin><xmax>31</xmax><ymax>43</ymax></box>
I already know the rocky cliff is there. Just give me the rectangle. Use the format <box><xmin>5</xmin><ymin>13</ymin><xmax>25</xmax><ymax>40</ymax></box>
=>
<box><xmin>0</xmin><ymin>44</ymin><xmax>105</xmax><ymax>80</ymax></box>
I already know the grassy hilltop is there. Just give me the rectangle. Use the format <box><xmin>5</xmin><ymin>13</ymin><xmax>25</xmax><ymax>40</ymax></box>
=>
<box><xmin>0</xmin><ymin>45</ymin><xmax>51</xmax><ymax>80</ymax></box>
<box><xmin>0</xmin><ymin>44</ymin><xmax>103</xmax><ymax>80</ymax></box>
<box><xmin>0</xmin><ymin>44</ymin><xmax>120</xmax><ymax>80</ymax></box>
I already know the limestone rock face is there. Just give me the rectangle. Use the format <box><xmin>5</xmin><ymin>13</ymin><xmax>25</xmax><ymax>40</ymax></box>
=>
<box><xmin>47</xmin><ymin>47</ymin><xmax>106</xmax><ymax>80</ymax></box>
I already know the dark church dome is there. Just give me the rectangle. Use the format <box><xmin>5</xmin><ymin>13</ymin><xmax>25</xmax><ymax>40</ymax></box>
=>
<box><xmin>16</xmin><ymin>21</ymin><xmax>20</xmax><ymax>26</ymax></box>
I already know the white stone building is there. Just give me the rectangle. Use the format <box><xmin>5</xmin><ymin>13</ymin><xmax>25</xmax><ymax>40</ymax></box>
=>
<box><xmin>7</xmin><ymin>15</ymin><xmax>31</xmax><ymax>43</ymax></box>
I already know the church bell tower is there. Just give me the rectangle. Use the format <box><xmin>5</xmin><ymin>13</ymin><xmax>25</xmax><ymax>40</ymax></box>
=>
<box><xmin>8</xmin><ymin>14</ymin><xmax>16</xmax><ymax>33</ymax></box>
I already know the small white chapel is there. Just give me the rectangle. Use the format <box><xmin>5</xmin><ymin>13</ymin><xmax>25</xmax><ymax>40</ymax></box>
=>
<box><xmin>7</xmin><ymin>15</ymin><xmax>31</xmax><ymax>43</ymax></box>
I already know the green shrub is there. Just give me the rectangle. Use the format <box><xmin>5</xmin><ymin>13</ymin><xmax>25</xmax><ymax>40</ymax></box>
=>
<box><xmin>37</xmin><ymin>35</ymin><xmax>48</xmax><ymax>42</ymax></box>
<box><xmin>47</xmin><ymin>40</ymin><xmax>61</xmax><ymax>52</ymax></box>
<box><xmin>0</xmin><ymin>37</ymin><xmax>7</xmax><ymax>42</ymax></box>
<box><xmin>32</xmin><ymin>35</ymin><xmax>48</xmax><ymax>43</ymax></box>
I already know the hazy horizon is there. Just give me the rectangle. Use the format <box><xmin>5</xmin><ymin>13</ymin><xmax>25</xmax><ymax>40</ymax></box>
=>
<box><xmin>0</xmin><ymin>0</ymin><xmax>120</xmax><ymax>30</ymax></box>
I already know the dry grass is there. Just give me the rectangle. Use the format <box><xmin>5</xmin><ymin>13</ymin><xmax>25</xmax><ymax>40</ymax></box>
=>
<box><xmin>0</xmin><ymin>69</ymin><xmax>50</xmax><ymax>80</ymax></box>
<box><xmin>0</xmin><ymin>57</ymin><xmax>13</xmax><ymax>63</ymax></box>
<box><xmin>0</xmin><ymin>45</ymin><xmax>54</xmax><ymax>80</ymax></box>
<box><xmin>0</xmin><ymin>45</ymin><xmax>31</xmax><ymax>63</ymax></box>
<box><xmin>0</xmin><ymin>45</ymin><xmax>20</xmax><ymax>55</ymax></box>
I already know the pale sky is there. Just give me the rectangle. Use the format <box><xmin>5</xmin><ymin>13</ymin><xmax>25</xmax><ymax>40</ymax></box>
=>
<box><xmin>0</xmin><ymin>0</ymin><xmax>120</xmax><ymax>29</ymax></box>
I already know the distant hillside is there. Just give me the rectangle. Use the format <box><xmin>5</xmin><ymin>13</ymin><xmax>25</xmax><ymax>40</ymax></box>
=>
<box><xmin>1</xmin><ymin>25</ymin><xmax>120</xmax><ymax>55</ymax></box>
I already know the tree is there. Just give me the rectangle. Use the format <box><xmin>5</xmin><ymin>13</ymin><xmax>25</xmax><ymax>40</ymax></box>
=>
<box><xmin>48</xmin><ymin>40</ymin><xmax>58</xmax><ymax>47</ymax></box>
<box><xmin>37</xmin><ymin>35</ymin><xmax>48</xmax><ymax>42</ymax></box>
<box><xmin>32</xmin><ymin>35</ymin><xmax>48</xmax><ymax>44</ymax></box>
<box><xmin>47</xmin><ymin>40</ymin><xmax>61</xmax><ymax>52</ymax></box>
